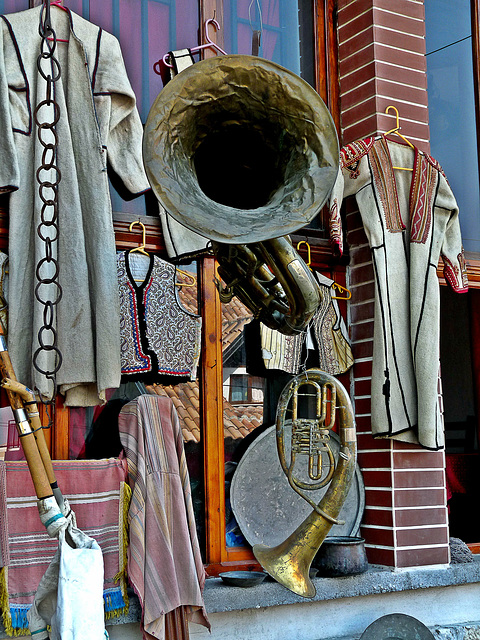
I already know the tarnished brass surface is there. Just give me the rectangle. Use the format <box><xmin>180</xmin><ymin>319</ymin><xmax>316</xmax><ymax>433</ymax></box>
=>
<box><xmin>213</xmin><ymin>236</ymin><xmax>320</xmax><ymax>335</ymax></box>
<box><xmin>143</xmin><ymin>54</ymin><xmax>339</xmax><ymax>244</ymax></box>
<box><xmin>253</xmin><ymin>369</ymin><xmax>357</xmax><ymax>598</ymax></box>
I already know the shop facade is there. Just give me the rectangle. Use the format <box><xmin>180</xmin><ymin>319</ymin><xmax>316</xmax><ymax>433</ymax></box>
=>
<box><xmin>0</xmin><ymin>1</ymin><xmax>480</xmax><ymax>639</ymax></box>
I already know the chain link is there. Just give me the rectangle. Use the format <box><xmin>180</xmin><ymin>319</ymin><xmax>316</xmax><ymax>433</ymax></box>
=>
<box><xmin>32</xmin><ymin>2</ymin><xmax>63</xmax><ymax>424</ymax></box>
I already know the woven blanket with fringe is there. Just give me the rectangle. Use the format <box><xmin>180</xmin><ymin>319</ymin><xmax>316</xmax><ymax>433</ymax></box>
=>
<box><xmin>0</xmin><ymin>458</ymin><xmax>131</xmax><ymax>636</ymax></box>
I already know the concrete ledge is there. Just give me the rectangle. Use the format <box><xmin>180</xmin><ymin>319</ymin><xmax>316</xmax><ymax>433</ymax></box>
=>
<box><xmin>203</xmin><ymin>557</ymin><xmax>480</xmax><ymax>613</ymax></box>
<box><xmin>2</xmin><ymin>559</ymin><xmax>480</xmax><ymax>639</ymax></box>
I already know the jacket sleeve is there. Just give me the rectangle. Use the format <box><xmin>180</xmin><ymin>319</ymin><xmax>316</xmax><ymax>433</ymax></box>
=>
<box><xmin>436</xmin><ymin>171</ymin><xmax>468</xmax><ymax>293</ymax></box>
<box><xmin>328</xmin><ymin>166</ymin><xmax>345</xmax><ymax>255</ymax></box>
<box><xmin>94</xmin><ymin>31</ymin><xmax>150</xmax><ymax>197</ymax></box>
<box><xmin>0</xmin><ymin>21</ymin><xmax>20</xmax><ymax>193</ymax></box>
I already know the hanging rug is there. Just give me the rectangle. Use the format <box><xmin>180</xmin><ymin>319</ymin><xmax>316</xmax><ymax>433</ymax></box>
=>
<box><xmin>0</xmin><ymin>458</ymin><xmax>131</xmax><ymax>636</ymax></box>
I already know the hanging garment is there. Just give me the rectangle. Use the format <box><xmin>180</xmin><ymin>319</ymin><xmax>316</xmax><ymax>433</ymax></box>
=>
<box><xmin>250</xmin><ymin>271</ymin><xmax>354</xmax><ymax>375</ymax></box>
<box><xmin>329</xmin><ymin>135</ymin><xmax>468</xmax><ymax>449</ymax></box>
<box><xmin>117</xmin><ymin>251</ymin><xmax>202</xmax><ymax>382</ymax></box>
<box><xmin>0</xmin><ymin>6</ymin><xmax>150</xmax><ymax>406</ymax></box>
<box><xmin>118</xmin><ymin>394</ymin><xmax>210</xmax><ymax>640</ymax></box>
<box><xmin>155</xmin><ymin>50</ymin><xmax>210</xmax><ymax>262</ymax></box>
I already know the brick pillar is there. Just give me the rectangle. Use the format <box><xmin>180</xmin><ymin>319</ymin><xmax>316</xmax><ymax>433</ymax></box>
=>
<box><xmin>338</xmin><ymin>1</ymin><xmax>450</xmax><ymax>568</ymax></box>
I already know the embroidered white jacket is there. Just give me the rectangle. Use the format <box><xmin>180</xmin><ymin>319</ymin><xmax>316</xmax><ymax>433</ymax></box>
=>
<box><xmin>329</xmin><ymin>136</ymin><xmax>468</xmax><ymax>449</ymax></box>
<box><xmin>0</xmin><ymin>6</ymin><xmax>150</xmax><ymax>405</ymax></box>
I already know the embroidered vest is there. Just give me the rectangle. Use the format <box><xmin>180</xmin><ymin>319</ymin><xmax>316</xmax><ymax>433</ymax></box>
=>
<box><xmin>117</xmin><ymin>252</ymin><xmax>201</xmax><ymax>381</ymax></box>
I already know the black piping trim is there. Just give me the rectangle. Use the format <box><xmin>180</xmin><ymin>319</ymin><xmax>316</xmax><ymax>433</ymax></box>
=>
<box><xmin>123</xmin><ymin>251</ymin><xmax>159</xmax><ymax>374</ymax></box>
<box><xmin>413</xmin><ymin>176</ymin><xmax>439</xmax><ymax>357</ymax></box>
<box><xmin>1</xmin><ymin>15</ymin><xmax>31</xmax><ymax>136</ymax></box>
<box><xmin>372</xmin><ymin>430</ymin><xmax>443</xmax><ymax>451</ymax></box>
<box><xmin>368</xmin><ymin>153</ymin><xmax>414</xmax><ymax>433</ymax></box>
<box><xmin>91</xmin><ymin>27</ymin><xmax>102</xmax><ymax>92</ymax></box>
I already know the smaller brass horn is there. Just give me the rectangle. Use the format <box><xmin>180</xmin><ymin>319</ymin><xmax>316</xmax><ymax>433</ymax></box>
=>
<box><xmin>253</xmin><ymin>369</ymin><xmax>357</xmax><ymax>598</ymax></box>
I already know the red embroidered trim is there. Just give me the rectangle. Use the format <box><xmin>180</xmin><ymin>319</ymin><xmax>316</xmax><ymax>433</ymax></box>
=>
<box><xmin>443</xmin><ymin>252</ymin><xmax>468</xmax><ymax>291</ymax></box>
<box><xmin>458</xmin><ymin>249</ymin><xmax>469</xmax><ymax>290</ymax></box>
<box><xmin>410</xmin><ymin>152</ymin><xmax>435</xmax><ymax>244</ymax></box>
<box><xmin>370</xmin><ymin>138</ymin><xmax>405</xmax><ymax>232</ymax></box>
<box><xmin>329</xmin><ymin>200</ymin><xmax>343</xmax><ymax>255</ymax></box>
<box><xmin>341</xmin><ymin>137</ymin><xmax>375</xmax><ymax>177</ymax></box>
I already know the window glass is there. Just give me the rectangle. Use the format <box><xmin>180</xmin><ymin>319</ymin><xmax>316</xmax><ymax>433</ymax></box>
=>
<box><xmin>425</xmin><ymin>0</ymin><xmax>480</xmax><ymax>253</ymax></box>
<box><xmin>223</xmin><ymin>0</ymin><xmax>313</xmax><ymax>83</ymax></box>
<box><xmin>0</xmin><ymin>1</ymin><xmax>28</xmax><ymax>12</ymax></box>
<box><xmin>424</xmin><ymin>0</ymin><xmax>471</xmax><ymax>54</ymax></box>
<box><xmin>222</xmin><ymin>298</ymin><xmax>264</xmax><ymax>548</ymax></box>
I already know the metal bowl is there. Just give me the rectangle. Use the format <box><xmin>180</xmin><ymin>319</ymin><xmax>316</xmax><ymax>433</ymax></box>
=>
<box><xmin>219</xmin><ymin>571</ymin><xmax>267</xmax><ymax>587</ymax></box>
<box><xmin>313</xmin><ymin>536</ymin><xmax>369</xmax><ymax>577</ymax></box>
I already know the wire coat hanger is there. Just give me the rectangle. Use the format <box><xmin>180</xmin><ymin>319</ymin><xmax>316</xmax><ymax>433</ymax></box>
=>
<box><xmin>384</xmin><ymin>105</ymin><xmax>414</xmax><ymax>171</ymax></box>
<box><xmin>331</xmin><ymin>282</ymin><xmax>351</xmax><ymax>301</ymax></box>
<box><xmin>160</xmin><ymin>18</ymin><xmax>227</xmax><ymax>69</ymax></box>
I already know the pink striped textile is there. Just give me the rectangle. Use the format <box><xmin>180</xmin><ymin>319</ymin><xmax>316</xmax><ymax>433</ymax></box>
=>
<box><xmin>118</xmin><ymin>394</ymin><xmax>209</xmax><ymax>640</ymax></box>
<box><xmin>0</xmin><ymin>457</ymin><xmax>129</xmax><ymax>634</ymax></box>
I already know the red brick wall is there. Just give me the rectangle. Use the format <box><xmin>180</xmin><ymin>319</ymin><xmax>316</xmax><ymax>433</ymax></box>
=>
<box><xmin>337</xmin><ymin>0</ymin><xmax>450</xmax><ymax>568</ymax></box>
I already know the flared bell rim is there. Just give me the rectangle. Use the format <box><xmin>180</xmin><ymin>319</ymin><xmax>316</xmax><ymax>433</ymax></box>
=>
<box><xmin>253</xmin><ymin>542</ymin><xmax>316</xmax><ymax>598</ymax></box>
<box><xmin>143</xmin><ymin>54</ymin><xmax>340</xmax><ymax>244</ymax></box>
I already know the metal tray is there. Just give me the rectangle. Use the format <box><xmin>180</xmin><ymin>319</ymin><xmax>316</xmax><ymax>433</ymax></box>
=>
<box><xmin>230</xmin><ymin>425</ymin><xmax>365</xmax><ymax>549</ymax></box>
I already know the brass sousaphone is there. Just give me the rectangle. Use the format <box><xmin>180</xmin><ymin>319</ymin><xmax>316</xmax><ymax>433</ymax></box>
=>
<box><xmin>143</xmin><ymin>55</ymin><xmax>340</xmax><ymax>334</ymax></box>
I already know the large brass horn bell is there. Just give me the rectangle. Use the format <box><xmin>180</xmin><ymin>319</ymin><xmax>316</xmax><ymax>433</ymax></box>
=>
<box><xmin>143</xmin><ymin>55</ymin><xmax>340</xmax><ymax>333</ymax></box>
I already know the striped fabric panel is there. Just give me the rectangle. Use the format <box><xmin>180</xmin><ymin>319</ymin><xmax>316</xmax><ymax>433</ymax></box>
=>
<box><xmin>0</xmin><ymin>458</ymin><xmax>129</xmax><ymax>633</ymax></box>
<box><xmin>410</xmin><ymin>152</ymin><xmax>436</xmax><ymax>244</ymax></box>
<box><xmin>0</xmin><ymin>463</ymin><xmax>8</xmax><ymax>567</ymax></box>
<box><xmin>118</xmin><ymin>395</ymin><xmax>209</xmax><ymax>639</ymax></box>
<box><xmin>370</xmin><ymin>137</ymin><xmax>405</xmax><ymax>233</ymax></box>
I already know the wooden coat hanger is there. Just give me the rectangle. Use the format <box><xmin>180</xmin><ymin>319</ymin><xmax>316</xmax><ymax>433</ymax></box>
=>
<box><xmin>128</xmin><ymin>220</ymin><xmax>196</xmax><ymax>287</ymax></box>
<box><xmin>129</xmin><ymin>220</ymin><xmax>149</xmax><ymax>256</ymax></box>
<box><xmin>296</xmin><ymin>241</ymin><xmax>352</xmax><ymax>301</ymax></box>
<box><xmin>384</xmin><ymin>105</ymin><xmax>414</xmax><ymax>171</ymax></box>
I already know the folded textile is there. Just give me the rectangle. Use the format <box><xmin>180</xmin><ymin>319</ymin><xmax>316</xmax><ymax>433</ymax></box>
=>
<box><xmin>0</xmin><ymin>458</ymin><xmax>130</xmax><ymax>635</ymax></box>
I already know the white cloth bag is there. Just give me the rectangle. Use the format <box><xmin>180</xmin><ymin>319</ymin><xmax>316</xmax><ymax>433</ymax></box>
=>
<box><xmin>27</xmin><ymin>520</ymin><xmax>106</xmax><ymax>640</ymax></box>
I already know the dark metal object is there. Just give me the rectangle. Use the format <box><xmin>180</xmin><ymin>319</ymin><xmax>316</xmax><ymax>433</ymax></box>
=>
<box><xmin>252</xmin><ymin>369</ymin><xmax>357</xmax><ymax>598</ymax></box>
<box><xmin>219</xmin><ymin>571</ymin><xmax>267</xmax><ymax>587</ymax></box>
<box><xmin>33</xmin><ymin>0</ymin><xmax>63</xmax><ymax>414</ymax></box>
<box><xmin>360</xmin><ymin>614</ymin><xmax>435</xmax><ymax>640</ymax></box>
<box><xmin>312</xmin><ymin>536</ymin><xmax>368</xmax><ymax>577</ymax></box>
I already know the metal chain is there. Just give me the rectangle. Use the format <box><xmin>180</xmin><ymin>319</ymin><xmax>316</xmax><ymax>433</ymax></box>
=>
<box><xmin>32</xmin><ymin>1</ymin><xmax>63</xmax><ymax>425</ymax></box>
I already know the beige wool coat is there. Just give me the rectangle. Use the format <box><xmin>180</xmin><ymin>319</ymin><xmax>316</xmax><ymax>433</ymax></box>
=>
<box><xmin>0</xmin><ymin>6</ymin><xmax>150</xmax><ymax>405</ymax></box>
<box><xmin>329</xmin><ymin>136</ymin><xmax>468</xmax><ymax>449</ymax></box>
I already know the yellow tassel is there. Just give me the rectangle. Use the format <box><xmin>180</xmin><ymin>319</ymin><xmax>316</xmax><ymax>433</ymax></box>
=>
<box><xmin>109</xmin><ymin>481</ymin><xmax>132</xmax><ymax>620</ymax></box>
<box><xmin>0</xmin><ymin>566</ymin><xmax>14</xmax><ymax>637</ymax></box>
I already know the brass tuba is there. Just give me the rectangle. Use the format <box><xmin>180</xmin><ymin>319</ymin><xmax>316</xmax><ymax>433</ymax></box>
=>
<box><xmin>143</xmin><ymin>55</ymin><xmax>339</xmax><ymax>334</ymax></box>
<box><xmin>253</xmin><ymin>369</ymin><xmax>357</xmax><ymax>598</ymax></box>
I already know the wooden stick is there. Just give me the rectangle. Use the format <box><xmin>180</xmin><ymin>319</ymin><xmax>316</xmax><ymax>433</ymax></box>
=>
<box><xmin>0</xmin><ymin>328</ymin><xmax>53</xmax><ymax>500</ymax></box>
<box><xmin>2</xmin><ymin>378</ymin><xmax>58</xmax><ymax>487</ymax></box>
